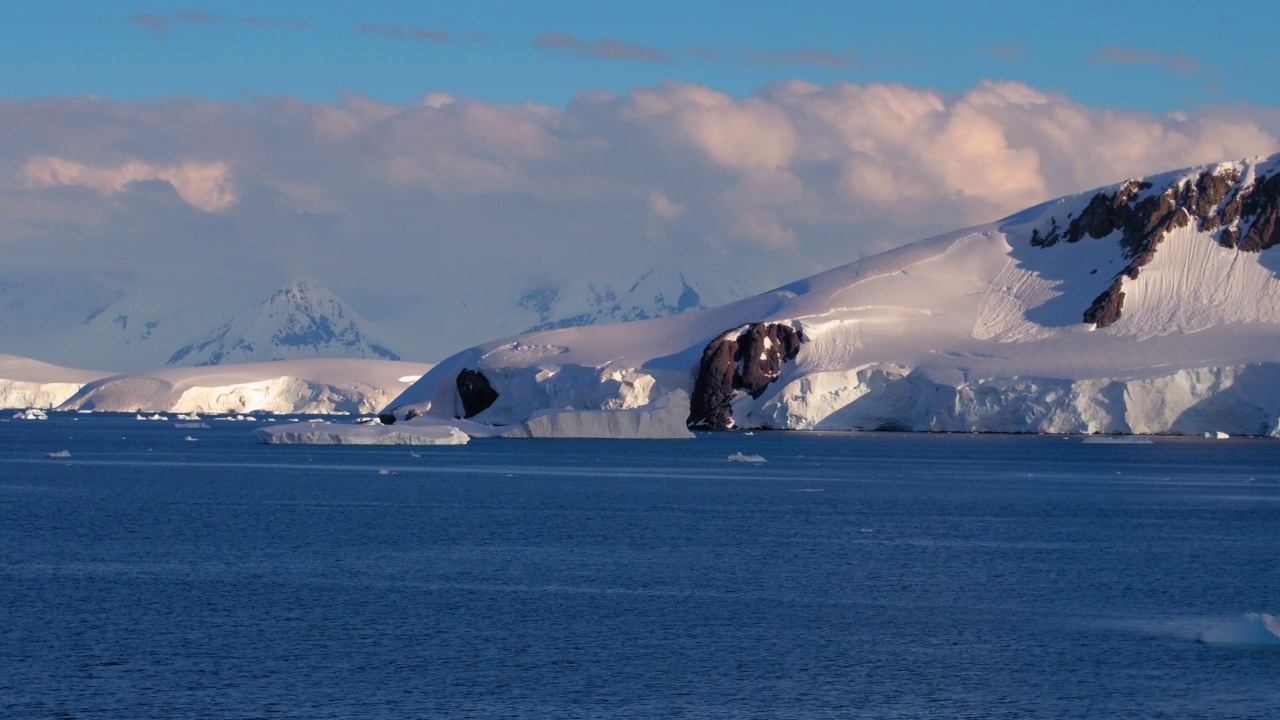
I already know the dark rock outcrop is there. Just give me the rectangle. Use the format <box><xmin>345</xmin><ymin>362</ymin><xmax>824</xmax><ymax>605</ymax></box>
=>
<box><xmin>378</xmin><ymin>413</ymin><xmax>396</xmax><ymax>425</ymax></box>
<box><xmin>1238</xmin><ymin>173</ymin><xmax>1280</xmax><ymax>252</ymax></box>
<box><xmin>456</xmin><ymin>369</ymin><xmax>498</xmax><ymax>419</ymax></box>
<box><xmin>688</xmin><ymin>322</ymin><xmax>803</xmax><ymax>429</ymax></box>
<box><xmin>1028</xmin><ymin>166</ymin><xmax>1280</xmax><ymax>328</ymax></box>
<box><xmin>1082</xmin><ymin>282</ymin><xmax>1125</xmax><ymax>328</ymax></box>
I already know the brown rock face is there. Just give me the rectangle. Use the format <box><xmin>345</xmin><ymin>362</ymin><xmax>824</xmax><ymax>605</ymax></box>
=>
<box><xmin>688</xmin><ymin>322</ymin><xmax>803</xmax><ymax>429</ymax></box>
<box><xmin>1082</xmin><ymin>281</ymin><xmax>1125</xmax><ymax>328</ymax></box>
<box><xmin>1238</xmin><ymin>173</ymin><xmax>1280</xmax><ymax>252</ymax></box>
<box><xmin>1028</xmin><ymin>166</ymin><xmax>1277</xmax><ymax>328</ymax></box>
<box><xmin>456</xmin><ymin>369</ymin><xmax>498</xmax><ymax>419</ymax></box>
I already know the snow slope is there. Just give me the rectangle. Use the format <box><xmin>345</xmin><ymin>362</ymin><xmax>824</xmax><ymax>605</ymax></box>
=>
<box><xmin>382</xmin><ymin>153</ymin><xmax>1280</xmax><ymax>436</ymax></box>
<box><xmin>57</xmin><ymin>358</ymin><xmax>432</xmax><ymax>414</ymax></box>
<box><xmin>0</xmin><ymin>355</ymin><xmax>115</xmax><ymax>409</ymax></box>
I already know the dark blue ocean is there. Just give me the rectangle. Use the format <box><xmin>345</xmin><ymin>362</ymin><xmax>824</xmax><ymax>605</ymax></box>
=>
<box><xmin>2</xmin><ymin>415</ymin><xmax>1278</xmax><ymax>719</ymax></box>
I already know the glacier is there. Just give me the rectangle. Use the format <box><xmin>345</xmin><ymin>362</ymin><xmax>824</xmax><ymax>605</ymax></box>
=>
<box><xmin>54</xmin><ymin>358</ymin><xmax>433</xmax><ymax>415</ymax></box>
<box><xmin>0</xmin><ymin>355</ymin><xmax>113</xmax><ymax>409</ymax></box>
<box><xmin>379</xmin><ymin>153</ymin><xmax>1280</xmax><ymax>438</ymax></box>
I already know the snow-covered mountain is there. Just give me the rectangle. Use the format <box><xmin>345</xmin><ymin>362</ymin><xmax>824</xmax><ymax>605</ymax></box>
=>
<box><xmin>379</xmin><ymin>152</ymin><xmax>1280</xmax><ymax>437</ymax></box>
<box><xmin>57</xmin><ymin>358</ymin><xmax>432</xmax><ymax>415</ymax></box>
<box><xmin>516</xmin><ymin>267</ymin><xmax>745</xmax><ymax>332</ymax></box>
<box><xmin>0</xmin><ymin>261</ymin><xmax>747</xmax><ymax>373</ymax></box>
<box><xmin>167</xmin><ymin>277</ymin><xmax>401</xmax><ymax>366</ymax></box>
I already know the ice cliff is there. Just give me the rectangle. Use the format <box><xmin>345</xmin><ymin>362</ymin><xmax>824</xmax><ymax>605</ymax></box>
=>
<box><xmin>55</xmin><ymin>358</ymin><xmax>432</xmax><ymax>415</ymax></box>
<box><xmin>0</xmin><ymin>355</ymin><xmax>113</xmax><ymax>409</ymax></box>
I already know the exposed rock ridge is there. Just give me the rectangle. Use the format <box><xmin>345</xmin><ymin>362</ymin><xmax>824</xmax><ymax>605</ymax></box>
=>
<box><xmin>688</xmin><ymin>322</ymin><xmax>803</xmax><ymax>429</ymax></box>
<box><xmin>1029</xmin><ymin>167</ymin><xmax>1280</xmax><ymax>328</ymax></box>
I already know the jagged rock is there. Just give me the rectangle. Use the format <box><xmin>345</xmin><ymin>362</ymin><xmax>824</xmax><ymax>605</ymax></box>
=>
<box><xmin>688</xmin><ymin>322</ymin><xmax>803</xmax><ymax>429</ymax></box>
<box><xmin>688</xmin><ymin>332</ymin><xmax>740</xmax><ymax>430</ymax></box>
<box><xmin>1239</xmin><ymin>173</ymin><xmax>1280</xmax><ymax>252</ymax></box>
<box><xmin>1083</xmin><ymin>282</ymin><xmax>1125</xmax><ymax>328</ymax></box>
<box><xmin>378</xmin><ymin>412</ymin><xmax>396</xmax><ymax>425</ymax></box>
<box><xmin>1031</xmin><ymin>168</ymin><xmax>1280</xmax><ymax>328</ymax></box>
<box><xmin>456</xmin><ymin>369</ymin><xmax>498</xmax><ymax>419</ymax></box>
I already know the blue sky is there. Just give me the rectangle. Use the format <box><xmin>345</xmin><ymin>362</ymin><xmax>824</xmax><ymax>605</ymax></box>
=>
<box><xmin>3</xmin><ymin>0</ymin><xmax>1276</xmax><ymax>112</ymax></box>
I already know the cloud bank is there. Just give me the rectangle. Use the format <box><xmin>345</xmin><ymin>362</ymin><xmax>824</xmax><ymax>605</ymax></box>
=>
<box><xmin>1</xmin><ymin>79</ymin><xmax>1277</xmax><ymax>358</ymax></box>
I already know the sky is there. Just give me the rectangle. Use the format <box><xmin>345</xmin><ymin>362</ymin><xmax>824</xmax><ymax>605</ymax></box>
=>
<box><xmin>3</xmin><ymin>1</ymin><xmax>1278</xmax><ymax>112</ymax></box>
<box><xmin>2</xmin><ymin>0</ymin><xmax>1280</xmax><ymax>366</ymax></box>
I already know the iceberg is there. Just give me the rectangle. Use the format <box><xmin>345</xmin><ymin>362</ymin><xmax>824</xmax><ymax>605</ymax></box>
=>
<box><xmin>254</xmin><ymin>421</ymin><xmax>469</xmax><ymax>445</ymax></box>
<box><xmin>519</xmin><ymin>390</ymin><xmax>695</xmax><ymax>440</ymax></box>
<box><xmin>1198</xmin><ymin>613</ymin><xmax>1280</xmax><ymax>648</ymax></box>
<box><xmin>727</xmin><ymin>452</ymin><xmax>767</xmax><ymax>463</ymax></box>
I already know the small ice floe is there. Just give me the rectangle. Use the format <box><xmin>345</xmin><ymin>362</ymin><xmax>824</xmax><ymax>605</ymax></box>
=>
<box><xmin>743</xmin><ymin>431</ymin><xmax>754</xmax><ymax>436</ymax></box>
<box><xmin>1198</xmin><ymin>613</ymin><xmax>1280</xmax><ymax>648</ymax></box>
<box><xmin>13</xmin><ymin>408</ymin><xmax>48</xmax><ymax>420</ymax></box>
<box><xmin>134</xmin><ymin>413</ymin><xmax>168</xmax><ymax>421</ymax></box>
<box><xmin>1203</xmin><ymin>431</ymin><xmax>1230</xmax><ymax>439</ymax></box>
<box><xmin>409</xmin><ymin>451</ymin><xmax>422</xmax><ymax>458</ymax></box>
<box><xmin>176</xmin><ymin>413</ymin><xmax>201</xmax><ymax>421</ymax></box>
<box><xmin>377</xmin><ymin>468</ymin><xmax>397</xmax><ymax>475</ymax></box>
<box><xmin>1082</xmin><ymin>436</ymin><xmax>1153</xmax><ymax>445</ymax></box>
<box><xmin>727</xmin><ymin>451</ymin><xmax>767</xmax><ymax>463</ymax></box>
<box><xmin>46</xmin><ymin>450</ymin><xmax>71</xmax><ymax>458</ymax></box>
<box><xmin>183</xmin><ymin>436</ymin><xmax>199</xmax><ymax>442</ymax></box>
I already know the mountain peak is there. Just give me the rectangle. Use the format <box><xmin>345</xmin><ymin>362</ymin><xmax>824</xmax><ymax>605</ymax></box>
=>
<box><xmin>166</xmin><ymin>277</ymin><xmax>401</xmax><ymax>366</ymax></box>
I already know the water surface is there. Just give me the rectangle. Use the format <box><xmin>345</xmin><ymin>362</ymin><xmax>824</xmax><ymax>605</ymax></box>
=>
<box><xmin>3</xmin><ymin>416</ymin><xmax>1278</xmax><ymax>718</ymax></box>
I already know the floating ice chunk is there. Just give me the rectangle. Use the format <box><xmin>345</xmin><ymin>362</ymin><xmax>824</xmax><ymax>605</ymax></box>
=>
<box><xmin>135</xmin><ymin>413</ymin><xmax>168</xmax><ymax>421</ymax></box>
<box><xmin>183</xmin><ymin>436</ymin><xmax>199</xmax><ymax>442</ymax></box>
<box><xmin>46</xmin><ymin>449</ymin><xmax>70</xmax><ymax>458</ymax></box>
<box><xmin>1203</xmin><ymin>431</ymin><xmax>1230</xmax><ymax>439</ymax></box>
<box><xmin>727</xmin><ymin>452</ymin><xmax>766</xmax><ymax>463</ymax></box>
<box><xmin>176</xmin><ymin>413</ymin><xmax>201</xmax><ymax>421</ymax></box>
<box><xmin>13</xmin><ymin>408</ymin><xmax>48</xmax><ymax>420</ymax></box>
<box><xmin>1198</xmin><ymin>613</ymin><xmax>1280</xmax><ymax>647</ymax></box>
<box><xmin>254</xmin><ymin>422</ymin><xmax>469</xmax><ymax>445</ymax></box>
<box><xmin>523</xmin><ymin>390</ymin><xmax>695</xmax><ymax>439</ymax></box>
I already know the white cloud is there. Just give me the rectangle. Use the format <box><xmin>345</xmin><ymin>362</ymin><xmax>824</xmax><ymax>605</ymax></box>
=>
<box><xmin>20</xmin><ymin>156</ymin><xmax>236</xmax><ymax>211</ymax></box>
<box><xmin>2</xmin><ymin>81</ymin><xmax>1278</xmax><ymax>358</ymax></box>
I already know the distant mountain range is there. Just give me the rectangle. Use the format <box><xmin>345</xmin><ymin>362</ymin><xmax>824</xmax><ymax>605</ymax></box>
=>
<box><xmin>0</xmin><ymin>262</ymin><xmax>746</xmax><ymax>372</ymax></box>
<box><xmin>385</xmin><ymin>152</ymin><xmax>1280</xmax><ymax>436</ymax></box>
<box><xmin>517</xmin><ymin>268</ymin><xmax>742</xmax><ymax>332</ymax></box>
